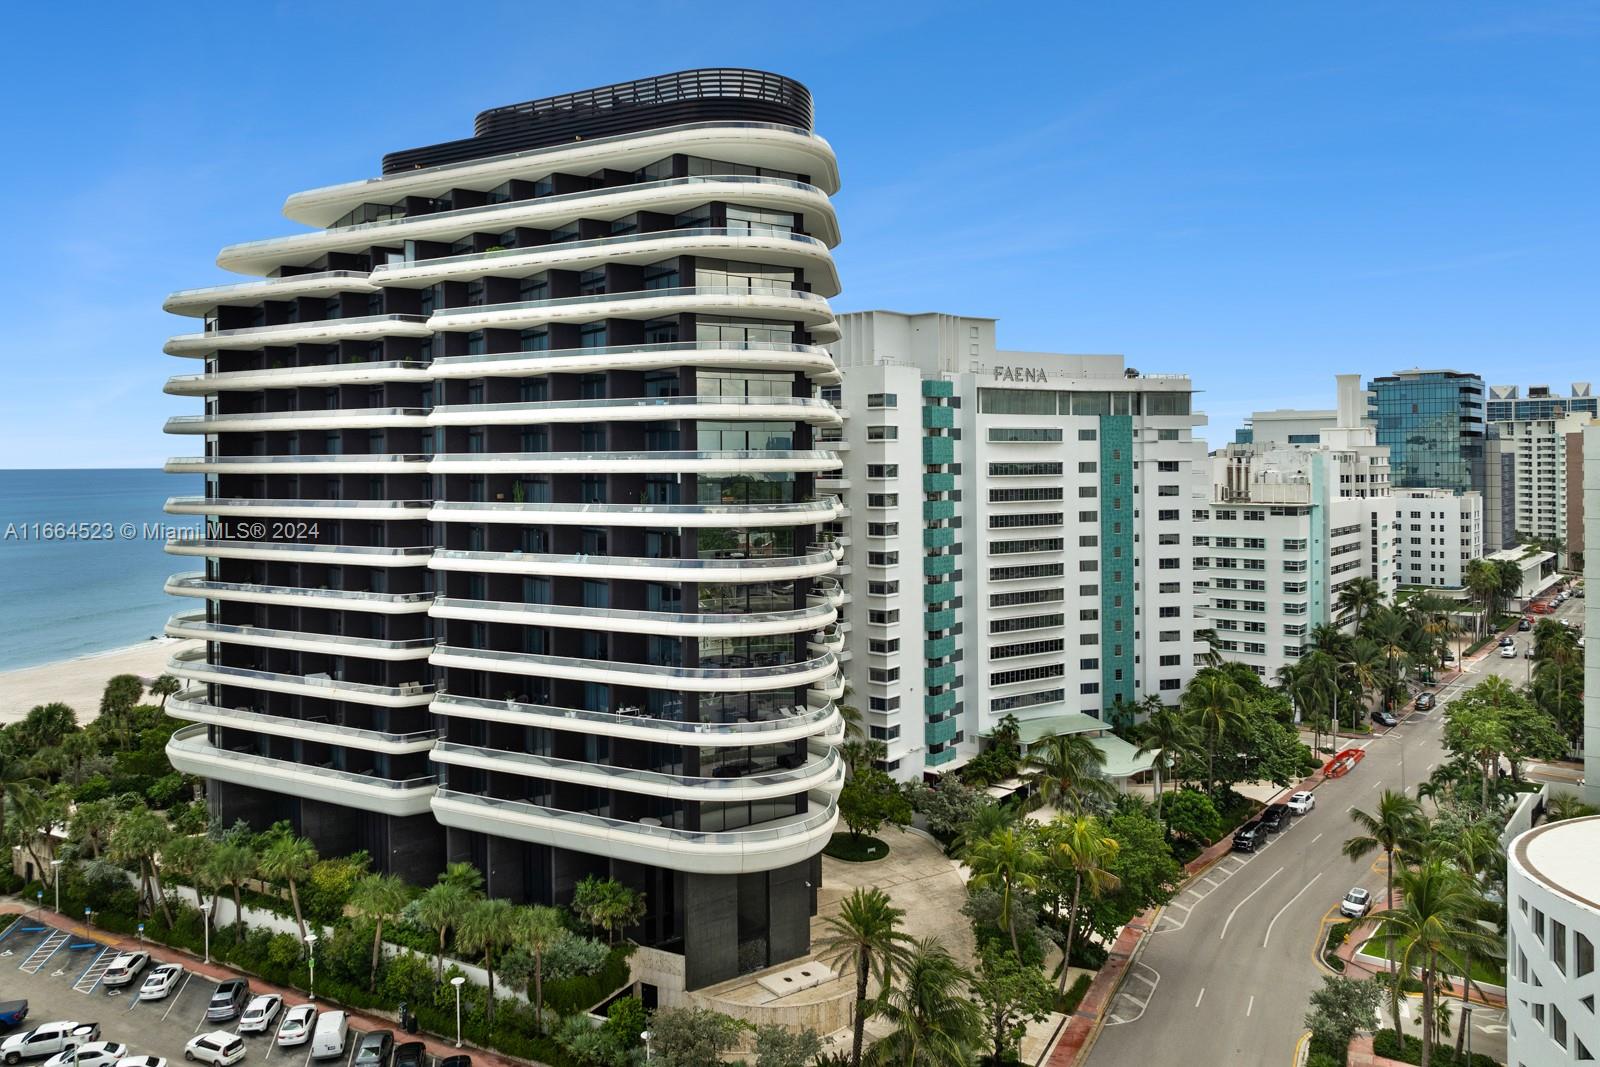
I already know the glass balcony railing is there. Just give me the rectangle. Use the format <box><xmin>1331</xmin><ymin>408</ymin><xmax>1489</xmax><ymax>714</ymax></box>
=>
<box><xmin>167</xmin><ymin>496</ymin><xmax>432</xmax><ymax>511</ymax></box>
<box><xmin>431</xmin><ymin>496</ymin><xmax>839</xmax><ymax>519</ymax></box>
<box><xmin>165</xmin><ymin>270</ymin><xmax>373</xmax><ymax>305</ymax></box>
<box><xmin>167</xmin><ymin>454</ymin><xmax>429</xmax><ymax>468</ymax></box>
<box><xmin>168</xmin><ymin>689</ymin><xmax>437</xmax><ymax>746</ymax></box>
<box><xmin>373</xmin><ymin>226</ymin><xmax>826</xmax><ymax>278</ymax></box>
<box><xmin>166</xmin><ymin>573</ymin><xmax>434</xmax><ymax>606</ymax></box>
<box><xmin>428</xmin><ymin>449</ymin><xmax>838</xmax><ymax>467</ymax></box>
<box><xmin>432</xmin><ymin>740</ymin><xmax>839</xmax><ymax>793</ymax></box>
<box><xmin>431</xmin><ymin>785</ymin><xmax>837</xmax><ymax>846</ymax></box>
<box><xmin>165</xmin><ymin>361</ymin><xmax>431</xmax><ymax>391</ymax></box>
<box><xmin>432</xmin><ymin>339</ymin><xmax>829</xmax><ymax>369</ymax></box>
<box><xmin>166</xmin><ymin>408</ymin><xmax>429</xmax><ymax>428</ymax></box>
<box><xmin>431</xmin><ymin>597</ymin><xmax>831</xmax><ymax>630</ymax></box>
<box><xmin>430</xmin><ymin>394</ymin><xmax>838</xmax><ymax>419</ymax></box>
<box><xmin>170</xmin><ymin>648</ymin><xmax>433</xmax><ymax>699</ymax></box>
<box><xmin>431</xmin><ymin>547</ymin><xmax>836</xmax><ymax>573</ymax></box>
<box><xmin>431</xmin><ymin>285</ymin><xmax>828</xmax><ymax>325</ymax></box>
<box><xmin>166</xmin><ymin>611</ymin><xmax>435</xmax><ymax>654</ymax></box>
<box><xmin>431</xmin><ymin>692</ymin><xmax>839</xmax><ymax>738</ymax></box>
<box><xmin>431</xmin><ymin>644</ymin><xmax>837</xmax><ymax>684</ymax></box>
<box><xmin>169</xmin><ymin>725</ymin><xmax>436</xmax><ymax>790</ymax></box>
<box><xmin>164</xmin><ymin>539</ymin><xmax>433</xmax><ymax>560</ymax></box>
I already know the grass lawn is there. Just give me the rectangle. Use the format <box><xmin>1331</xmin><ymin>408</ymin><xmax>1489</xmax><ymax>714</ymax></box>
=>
<box><xmin>824</xmin><ymin>833</ymin><xmax>889</xmax><ymax>862</ymax></box>
<box><xmin>1359</xmin><ymin>924</ymin><xmax>1505</xmax><ymax>986</ymax></box>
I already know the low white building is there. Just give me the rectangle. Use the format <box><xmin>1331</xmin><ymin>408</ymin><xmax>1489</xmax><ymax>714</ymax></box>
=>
<box><xmin>1507</xmin><ymin>814</ymin><xmax>1600</xmax><ymax>1065</ymax></box>
<box><xmin>1393</xmin><ymin>487</ymin><xmax>1484</xmax><ymax>589</ymax></box>
<box><xmin>1204</xmin><ymin>375</ymin><xmax>1399</xmax><ymax>679</ymax></box>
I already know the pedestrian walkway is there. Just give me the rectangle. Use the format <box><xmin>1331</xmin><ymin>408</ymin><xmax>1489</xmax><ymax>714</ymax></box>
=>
<box><xmin>0</xmin><ymin>902</ymin><xmax>546</xmax><ymax>1067</ymax></box>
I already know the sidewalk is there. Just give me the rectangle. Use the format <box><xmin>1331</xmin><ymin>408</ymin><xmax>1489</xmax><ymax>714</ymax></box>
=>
<box><xmin>0</xmin><ymin>901</ymin><xmax>542</xmax><ymax>1067</ymax></box>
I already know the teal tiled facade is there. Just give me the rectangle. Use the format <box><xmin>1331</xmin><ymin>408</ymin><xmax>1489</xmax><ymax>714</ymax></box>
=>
<box><xmin>920</xmin><ymin>380</ymin><xmax>962</xmax><ymax>767</ymax></box>
<box><xmin>1098</xmin><ymin>415</ymin><xmax>1136</xmax><ymax>716</ymax></box>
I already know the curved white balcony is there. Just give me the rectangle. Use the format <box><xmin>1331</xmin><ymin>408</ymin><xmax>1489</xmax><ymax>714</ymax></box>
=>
<box><xmin>166</xmin><ymin>454</ymin><xmax>429</xmax><ymax>475</ymax></box>
<box><xmin>429</xmin><ymin>786</ymin><xmax>838</xmax><ymax>876</ymax></box>
<box><xmin>165</xmin><ymin>361</ymin><xmax>432</xmax><ymax>396</ymax></box>
<box><xmin>428</xmin><ymin>692</ymin><xmax>841</xmax><ymax>747</ymax></box>
<box><xmin>283</xmin><ymin>123</ymin><xmax>841</xmax><ymax>227</ymax></box>
<box><xmin>165</xmin><ymin>539</ymin><xmax>433</xmax><ymax>568</ymax></box>
<box><xmin>165</xmin><ymin>572</ymin><xmax>433</xmax><ymax>614</ymax></box>
<box><xmin>166</xmin><ymin>408</ymin><xmax>431</xmax><ymax>434</ymax></box>
<box><xmin>431</xmin><ymin>740</ymin><xmax>841</xmax><ymax>803</ymax></box>
<box><xmin>225</xmin><ymin>173</ymin><xmax>838</xmax><ymax>274</ymax></box>
<box><xmin>372</xmin><ymin>226</ymin><xmax>839</xmax><ymax>297</ymax></box>
<box><xmin>169</xmin><ymin>649</ymin><xmax>434</xmax><ymax>707</ymax></box>
<box><xmin>165</xmin><ymin>314</ymin><xmax>432</xmax><ymax>358</ymax></box>
<box><xmin>429</xmin><ymin>596</ymin><xmax>834</xmax><ymax>638</ymax></box>
<box><xmin>429</xmin><ymin>644</ymin><xmax>838</xmax><ymax>693</ymax></box>
<box><xmin>429</xmin><ymin>495</ymin><xmax>841</xmax><ymax>529</ymax></box>
<box><xmin>167</xmin><ymin>689</ymin><xmax>437</xmax><ymax>754</ymax></box>
<box><xmin>163</xmin><ymin>271</ymin><xmax>379</xmax><ymax>318</ymax></box>
<box><xmin>429</xmin><ymin>286</ymin><xmax>838</xmax><ymax>343</ymax></box>
<box><xmin>810</xmin><ymin>672</ymin><xmax>846</xmax><ymax>702</ymax></box>
<box><xmin>806</xmin><ymin>576</ymin><xmax>845</xmax><ymax>609</ymax></box>
<box><xmin>807</xmin><ymin>535</ymin><xmax>845</xmax><ymax>563</ymax></box>
<box><xmin>429</xmin><ymin>547</ymin><xmax>837</xmax><ymax>583</ymax></box>
<box><xmin>165</xmin><ymin>612</ymin><xmax>434</xmax><ymax>661</ymax></box>
<box><xmin>168</xmin><ymin>725</ymin><xmax>435</xmax><ymax>816</ymax></box>
<box><xmin>430</xmin><ymin>340</ymin><xmax>839</xmax><ymax>384</ymax></box>
<box><xmin>427</xmin><ymin>449</ymin><xmax>839</xmax><ymax>476</ymax></box>
<box><xmin>816</xmin><ymin>474</ymin><xmax>850</xmax><ymax>491</ymax></box>
<box><xmin>807</xmin><ymin>624</ymin><xmax>844</xmax><ymax>655</ymax></box>
<box><xmin>166</xmin><ymin>496</ymin><xmax>432</xmax><ymax>521</ymax></box>
<box><xmin>427</xmin><ymin>394</ymin><xmax>841</xmax><ymax>428</ymax></box>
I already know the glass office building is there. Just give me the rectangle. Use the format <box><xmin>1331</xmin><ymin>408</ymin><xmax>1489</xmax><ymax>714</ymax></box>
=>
<box><xmin>1367</xmin><ymin>370</ymin><xmax>1486</xmax><ymax>494</ymax></box>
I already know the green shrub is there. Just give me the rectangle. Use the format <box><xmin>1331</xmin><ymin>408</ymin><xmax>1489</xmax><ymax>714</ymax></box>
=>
<box><xmin>1370</xmin><ymin>1029</ymin><xmax>1497</xmax><ymax>1067</ymax></box>
<box><xmin>1058</xmin><ymin>972</ymin><xmax>1092</xmax><ymax>1015</ymax></box>
<box><xmin>543</xmin><ymin>943</ymin><xmax>634</xmax><ymax>1015</ymax></box>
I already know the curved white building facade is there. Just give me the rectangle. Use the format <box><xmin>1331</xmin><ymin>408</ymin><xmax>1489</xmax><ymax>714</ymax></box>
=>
<box><xmin>162</xmin><ymin>69</ymin><xmax>845</xmax><ymax>988</ymax></box>
<box><xmin>1507</xmin><ymin>815</ymin><xmax>1600</xmax><ymax>1064</ymax></box>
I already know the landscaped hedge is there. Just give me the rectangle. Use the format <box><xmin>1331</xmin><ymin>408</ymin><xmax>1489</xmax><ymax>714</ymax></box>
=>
<box><xmin>1371</xmin><ymin>1028</ymin><xmax>1499</xmax><ymax>1067</ymax></box>
<box><xmin>543</xmin><ymin>943</ymin><xmax>634</xmax><ymax>1016</ymax></box>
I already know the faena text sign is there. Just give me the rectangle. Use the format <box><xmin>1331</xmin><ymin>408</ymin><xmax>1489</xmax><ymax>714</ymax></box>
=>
<box><xmin>993</xmin><ymin>365</ymin><xmax>1048</xmax><ymax>384</ymax></box>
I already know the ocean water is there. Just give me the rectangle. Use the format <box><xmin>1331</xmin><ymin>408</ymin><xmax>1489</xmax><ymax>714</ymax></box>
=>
<box><xmin>0</xmin><ymin>469</ymin><xmax>202</xmax><ymax>671</ymax></box>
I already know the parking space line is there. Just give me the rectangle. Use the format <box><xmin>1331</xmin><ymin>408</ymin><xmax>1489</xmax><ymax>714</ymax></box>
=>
<box><xmin>1246</xmin><ymin>994</ymin><xmax>1254</xmax><ymax>1016</ymax></box>
<box><xmin>162</xmin><ymin>972</ymin><xmax>193</xmax><ymax>1021</ymax></box>
<box><xmin>73</xmin><ymin>944</ymin><xmax>117</xmax><ymax>993</ymax></box>
<box><xmin>1310</xmin><ymin>833</ymin><xmax>1323</xmax><ymax>845</ymax></box>
<box><xmin>1194</xmin><ymin>987</ymin><xmax>1205</xmax><ymax>1008</ymax></box>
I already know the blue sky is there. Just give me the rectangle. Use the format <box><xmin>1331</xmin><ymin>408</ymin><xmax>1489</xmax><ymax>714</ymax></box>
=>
<box><xmin>5</xmin><ymin>1</ymin><xmax>1596</xmax><ymax>467</ymax></box>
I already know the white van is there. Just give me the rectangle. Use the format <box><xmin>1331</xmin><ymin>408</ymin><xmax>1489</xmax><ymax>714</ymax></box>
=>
<box><xmin>311</xmin><ymin>1011</ymin><xmax>348</xmax><ymax>1060</ymax></box>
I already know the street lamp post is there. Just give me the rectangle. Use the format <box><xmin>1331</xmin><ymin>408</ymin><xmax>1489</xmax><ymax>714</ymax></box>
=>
<box><xmin>305</xmin><ymin>933</ymin><xmax>318</xmax><ymax>1001</ymax></box>
<box><xmin>450</xmin><ymin>976</ymin><xmax>465</xmax><ymax>1048</ymax></box>
<box><xmin>200</xmin><ymin>901</ymin><xmax>212</xmax><ymax>964</ymax></box>
<box><xmin>641</xmin><ymin>1030</ymin><xmax>652</xmax><ymax>1062</ymax></box>
<box><xmin>50</xmin><ymin>859</ymin><xmax>62</xmax><ymax>913</ymax></box>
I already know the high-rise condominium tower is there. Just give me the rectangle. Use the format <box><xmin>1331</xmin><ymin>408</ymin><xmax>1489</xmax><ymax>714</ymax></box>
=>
<box><xmin>161</xmin><ymin>69</ymin><xmax>847</xmax><ymax>989</ymax></box>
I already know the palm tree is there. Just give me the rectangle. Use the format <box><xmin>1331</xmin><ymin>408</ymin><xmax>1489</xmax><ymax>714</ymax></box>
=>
<box><xmin>1193</xmin><ymin>627</ymin><xmax>1223</xmax><ymax>669</ymax></box>
<box><xmin>257</xmin><ymin>834</ymin><xmax>317</xmax><ymax>941</ymax></box>
<box><xmin>108</xmin><ymin>804</ymin><xmax>173</xmax><ymax>925</ymax></box>
<box><xmin>206</xmin><ymin>840</ymin><xmax>257</xmax><ymax>942</ymax></box>
<box><xmin>965</xmin><ymin>828</ymin><xmax>1042</xmax><ymax>957</ymax></box>
<box><xmin>1181</xmin><ymin>671</ymin><xmax>1247</xmax><ymax>793</ymax></box>
<box><xmin>866</xmin><ymin>937</ymin><xmax>983</xmax><ymax>1067</ymax></box>
<box><xmin>1133</xmin><ymin>706</ymin><xmax>1197</xmax><ymax>820</ymax></box>
<box><xmin>1048</xmin><ymin>815</ymin><xmax>1121</xmax><ymax>994</ymax></box>
<box><xmin>1342</xmin><ymin>791</ymin><xmax>1425</xmax><ymax>978</ymax></box>
<box><xmin>1336</xmin><ymin>577</ymin><xmax>1384</xmax><ymax>628</ymax></box>
<box><xmin>414</xmin><ymin>881</ymin><xmax>473</xmax><ymax>983</ymax></box>
<box><xmin>438</xmin><ymin>860</ymin><xmax>485</xmax><ymax>894</ymax></box>
<box><xmin>457</xmin><ymin>897</ymin><xmax>516</xmax><ymax>1025</ymax></box>
<box><xmin>1544</xmin><ymin>794</ymin><xmax>1599</xmax><ymax>822</ymax></box>
<box><xmin>1464</xmin><ymin>559</ymin><xmax>1501</xmax><ymax>637</ymax></box>
<box><xmin>1371</xmin><ymin>863</ymin><xmax>1496</xmax><ymax>1065</ymax></box>
<box><xmin>950</xmin><ymin>802</ymin><xmax>1017</xmax><ymax>860</ymax></box>
<box><xmin>148</xmin><ymin>674</ymin><xmax>182</xmax><ymax>709</ymax></box>
<box><xmin>349</xmin><ymin>873</ymin><xmax>411</xmax><ymax>993</ymax></box>
<box><xmin>513</xmin><ymin>905</ymin><xmax>569</xmax><ymax>1032</ymax></box>
<box><xmin>1367</xmin><ymin>611</ymin><xmax>1415</xmax><ymax>711</ymax></box>
<box><xmin>0</xmin><ymin>738</ymin><xmax>45</xmax><ymax>847</ymax></box>
<box><xmin>817</xmin><ymin>888</ymin><xmax>912</xmax><ymax>1067</ymax></box>
<box><xmin>1022</xmin><ymin>732</ymin><xmax>1114</xmax><ymax>815</ymax></box>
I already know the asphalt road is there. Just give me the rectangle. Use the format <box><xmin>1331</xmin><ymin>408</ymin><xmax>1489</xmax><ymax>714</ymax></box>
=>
<box><xmin>1086</xmin><ymin>595</ymin><xmax>1584</xmax><ymax>1067</ymax></box>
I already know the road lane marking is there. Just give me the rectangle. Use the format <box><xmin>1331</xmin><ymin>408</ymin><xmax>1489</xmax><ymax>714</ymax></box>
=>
<box><xmin>1195</xmin><ymin>987</ymin><xmax>1205</xmax><ymax>1008</ymax></box>
<box><xmin>1246</xmin><ymin>994</ymin><xmax>1254</xmax><ymax>1016</ymax></box>
<box><xmin>1310</xmin><ymin>833</ymin><xmax>1324</xmax><ymax>845</ymax></box>
<box><xmin>1263</xmin><ymin>874</ymin><xmax>1324</xmax><ymax>947</ymax></box>
<box><xmin>1220</xmin><ymin>865</ymin><xmax>1285</xmax><ymax>941</ymax></box>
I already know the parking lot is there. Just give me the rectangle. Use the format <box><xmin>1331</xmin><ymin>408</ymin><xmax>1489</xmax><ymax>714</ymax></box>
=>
<box><xmin>0</xmin><ymin>917</ymin><xmax>446</xmax><ymax>1067</ymax></box>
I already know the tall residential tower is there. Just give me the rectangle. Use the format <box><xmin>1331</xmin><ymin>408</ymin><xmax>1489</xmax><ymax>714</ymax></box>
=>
<box><xmin>161</xmin><ymin>70</ymin><xmax>847</xmax><ymax>989</ymax></box>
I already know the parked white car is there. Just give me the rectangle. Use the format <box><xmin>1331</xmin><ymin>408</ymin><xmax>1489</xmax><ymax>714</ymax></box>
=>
<box><xmin>238</xmin><ymin>995</ymin><xmax>282</xmax><ymax>1035</ymax></box>
<box><xmin>275</xmin><ymin>1005</ymin><xmax>316</xmax><ymax>1049</ymax></box>
<box><xmin>1340</xmin><ymin>887</ymin><xmax>1373</xmax><ymax>918</ymax></box>
<box><xmin>183</xmin><ymin>1034</ymin><xmax>244</xmax><ymax>1067</ymax></box>
<box><xmin>3</xmin><ymin>1023</ymin><xmax>102</xmax><ymax>1065</ymax></box>
<box><xmin>138</xmin><ymin>964</ymin><xmax>184</xmax><ymax>1001</ymax></box>
<box><xmin>114</xmin><ymin>1057</ymin><xmax>167</xmax><ymax>1067</ymax></box>
<box><xmin>43</xmin><ymin>1045</ymin><xmax>125</xmax><ymax>1067</ymax></box>
<box><xmin>1286</xmin><ymin>791</ymin><xmax>1316</xmax><ymax>815</ymax></box>
<box><xmin>101</xmin><ymin>953</ymin><xmax>150</xmax><ymax>988</ymax></box>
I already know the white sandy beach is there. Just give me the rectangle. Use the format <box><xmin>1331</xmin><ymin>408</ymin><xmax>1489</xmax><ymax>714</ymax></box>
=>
<box><xmin>0</xmin><ymin>638</ymin><xmax>199</xmax><ymax>725</ymax></box>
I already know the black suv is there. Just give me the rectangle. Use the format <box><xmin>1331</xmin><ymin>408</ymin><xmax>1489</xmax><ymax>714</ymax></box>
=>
<box><xmin>1231</xmin><ymin>822</ymin><xmax>1266</xmax><ymax>852</ymax></box>
<box><xmin>393</xmin><ymin>1043</ymin><xmax>425</xmax><ymax>1067</ymax></box>
<box><xmin>1260</xmin><ymin>804</ymin><xmax>1290</xmax><ymax>832</ymax></box>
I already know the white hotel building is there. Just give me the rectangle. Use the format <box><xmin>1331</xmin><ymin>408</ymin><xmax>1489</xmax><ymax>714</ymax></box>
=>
<box><xmin>826</xmin><ymin>311</ymin><xmax>1208</xmax><ymax>780</ymax></box>
<box><xmin>1204</xmin><ymin>376</ymin><xmax>1400</xmax><ymax>680</ymax></box>
<box><xmin>1393</xmin><ymin>487</ymin><xmax>1484</xmax><ymax>589</ymax></box>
